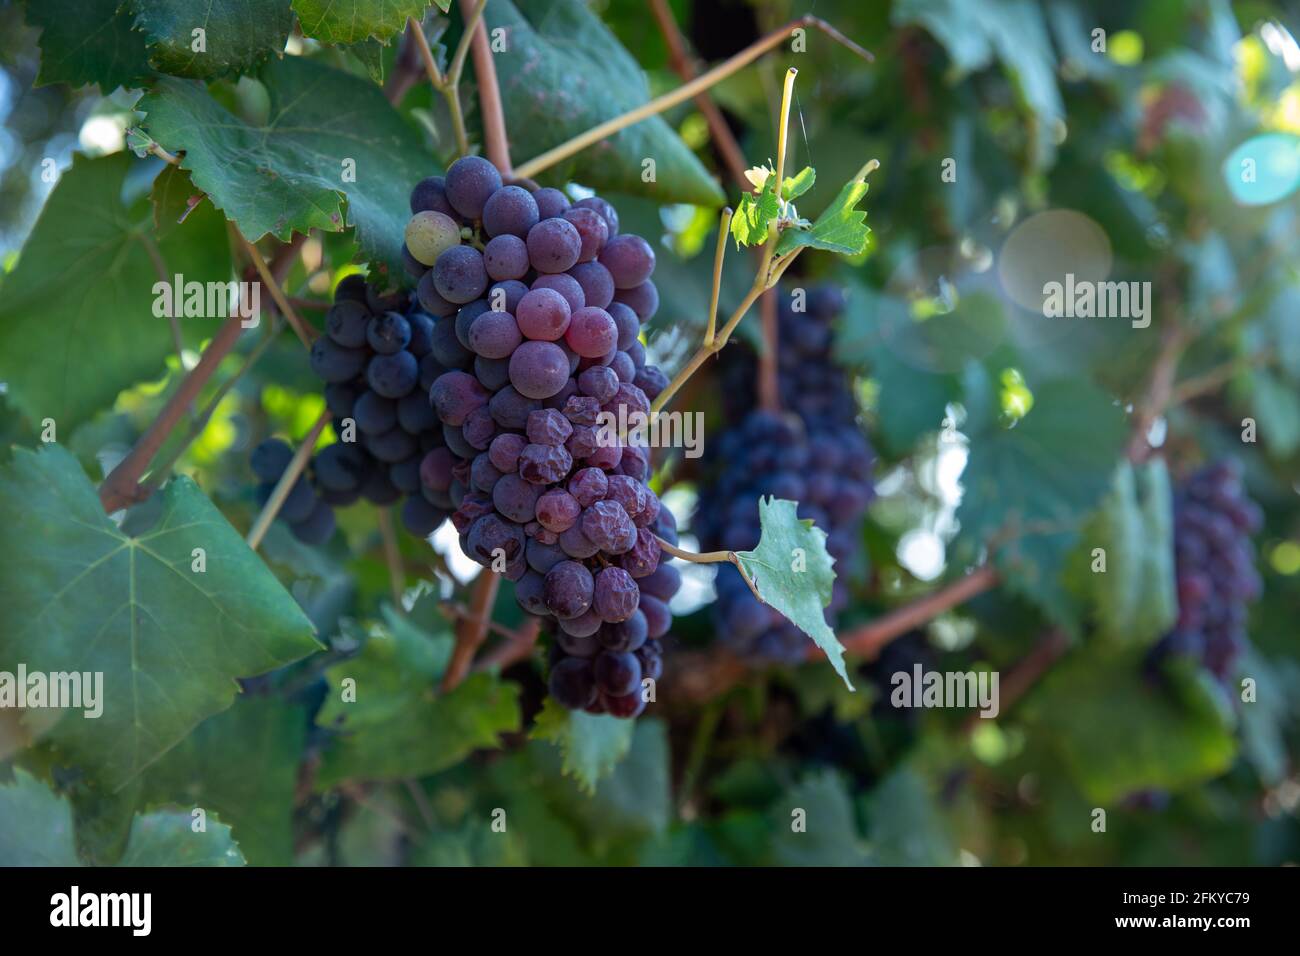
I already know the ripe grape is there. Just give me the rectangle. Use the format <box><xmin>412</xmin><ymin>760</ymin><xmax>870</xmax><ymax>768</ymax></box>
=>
<box><xmin>526</xmin><ymin>218</ymin><xmax>582</xmax><ymax>273</ymax></box>
<box><xmin>508</xmin><ymin>341</ymin><xmax>570</xmax><ymax>399</ymax></box>
<box><xmin>444</xmin><ymin>155</ymin><xmax>503</xmax><ymax>219</ymax></box>
<box><xmin>515</xmin><ymin>288</ymin><xmax>571</xmax><ymax>341</ymax></box>
<box><xmin>433</xmin><ymin>245</ymin><xmax>488</xmax><ymax>304</ymax></box>
<box><xmin>482</xmin><ymin>185</ymin><xmax>540</xmax><ymax>238</ymax></box>
<box><xmin>599</xmin><ymin>235</ymin><xmax>655</xmax><ymax>288</ymax></box>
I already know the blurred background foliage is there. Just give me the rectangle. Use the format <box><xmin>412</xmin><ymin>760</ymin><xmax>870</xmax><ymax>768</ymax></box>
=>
<box><xmin>1</xmin><ymin>0</ymin><xmax>1299</xmax><ymax>866</ymax></box>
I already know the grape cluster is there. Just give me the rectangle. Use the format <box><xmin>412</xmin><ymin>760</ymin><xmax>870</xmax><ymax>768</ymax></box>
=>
<box><xmin>409</xmin><ymin>157</ymin><xmax>680</xmax><ymax>718</ymax></box>
<box><xmin>304</xmin><ymin>273</ymin><xmax>453</xmax><ymax>538</ymax></box>
<box><xmin>1150</xmin><ymin>460</ymin><xmax>1263</xmax><ymax>684</ymax></box>
<box><xmin>695</xmin><ymin>284</ymin><xmax>875</xmax><ymax>663</ymax></box>
<box><xmin>249</xmin><ymin>437</ymin><xmax>337</xmax><ymax>544</ymax></box>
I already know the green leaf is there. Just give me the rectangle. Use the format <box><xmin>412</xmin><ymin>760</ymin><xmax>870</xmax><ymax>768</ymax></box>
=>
<box><xmin>730</xmin><ymin>182</ymin><xmax>780</xmax><ymax>248</ymax></box>
<box><xmin>293</xmin><ymin>0</ymin><xmax>432</xmax><ymax>44</ymax></box>
<box><xmin>0</xmin><ymin>154</ymin><xmax>231</xmax><ymax>431</ymax></box>
<box><xmin>769</xmin><ymin>770</ymin><xmax>870</xmax><ymax>866</ymax></box>
<box><xmin>138</xmin><ymin>56</ymin><xmax>432</xmax><ymax>279</ymax></box>
<box><xmin>734</xmin><ymin>497</ymin><xmax>852</xmax><ymax>690</ymax></box>
<box><xmin>1024</xmin><ymin>648</ymin><xmax>1237</xmax><ymax>802</ymax></box>
<box><xmin>531</xmin><ymin>697</ymin><xmax>634</xmax><ymax>794</ymax></box>
<box><xmin>141</xmin><ymin>696</ymin><xmax>307</xmax><ymax>865</ymax></box>
<box><xmin>317</xmin><ymin>604</ymin><xmax>452</xmax><ymax>727</ymax></box>
<box><xmin>773</xmin><ymin>174</ymin><xmax>870</xmax><ymax>258</ymax></box>
<box><xmin>129</xmin><ymin>0</ymin><xmax>292</xmax><ymax>79</ymax></box>
<box><xmin>863</xmin><ymin>768</ymin><xmax>959</xmax><ymax>866</ymax></box>
<box><xmin>23</xmin><ymin>0</ymin><xmax>152</xmax><ymax>91</ymax></box>
<box><xmin>781</xmin><ymin>166</ymin><xmax>816</xmax><ymax>202</ymax></box>
<box><xmin>1076</xmin><ymin>460</ymin><xmax>1177</xmax><ymax>646</ymax></box>
<box><xmin>0</xmin><ymin>445</ymin><xmax>320</xmax><ymax>790</ymax></box>
<box><xmin>485</xmin><ymin>0</ymin><xmax>724</xmax><ymax>207</ymax></box>
<box><xmin>958</xmin><ymin>378</ymin><xmax>1129</xmax><ymax>550</ymax></box>
<box><xmin>316</xmin><ymin>673</ymin><xmax>520</xmax><ymax>787</ymax></box>
<box><xmin>0</xmin><ymin>768</ymin><xmax>244</xmax><ymax>866</ymax></box>
<box><xmin>893</xmin><ymin>0</ymin><xmax>1063</xmax><ymax>168</ymax></box>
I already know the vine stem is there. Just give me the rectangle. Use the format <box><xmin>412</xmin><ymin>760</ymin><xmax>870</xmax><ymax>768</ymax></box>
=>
<box><xmin>441</xmin><ymin>572</ymin><xmax>501</xmax><ymax>693</ymax></box>
<box><xmin>98</xmin><ymin>235</ymin><xmax>306</xmax><ymax>514</ymax></box>
<box><xmin>473</xmin><ymin>617</ymin><xmax>542</xmax><ymax>672</ymax></box>
<box><xmin>960</xmin><ymin>630</ymin><xmax>1069</xmax><ymax>733</ymax></box>
<box><xmin>459</xmin><ymin>0</ymin><xmax>511</xmax><ymax>174</ymax></box>
<box><xmin>239</xmin><ymin>233</ymin><xmax>315</xmax><ymax>347</ymax></box>
<box><xmin>246</xmin><ymin>408</ymin><xmax>332</xmax><ymax>551</ymax></box>
<box><xmin>647</xmin><ymin>0</ymin><xmax>750</xmax><ymax>189</ymax></box>
<box><xmin>703</xmin><ymin>207</ymin><xmax>732</xmax><ymax>348</ymax></box>
<box><xmin>650</xmin><ymin>76</ymin><xmax>821</xmax><ymax>416</ymax></box>
<box><xmin>828</xmin><ymin>565</ymin><xmax>1000</xmax><ymax>660</ymax></box>
<box><xmin>377</xmin><ymin>507</ymin><xmax>405</xmax><ymax>611</ymax></box>
<box><xmin>141</xmin><ymin>319</ymin><xmax>284</xmax><ymax>494</ymax></box>
<box><xmin>656</xmin><ymin>536</ymin><xmax>765</xmax><ymax>604</ymax></box>
<box><xmin>758</xmin><ymin>288</ymin><xmax>780</xmax><ymax>412</ymax></box>
<box><xmin>1169</xmin><ymin>350</ymin><xmax>1275</xmax><ymax>405</ymax></box>
<box><xmin>512</xmin><ymin>15</ymin><xmax>872</xmax><ymax>180</ymax></box>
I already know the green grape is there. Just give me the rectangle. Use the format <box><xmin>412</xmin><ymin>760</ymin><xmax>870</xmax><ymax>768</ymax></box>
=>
<box><xmin>405</xmin><ymin>210</ymin><xmax>462</xmax><ymax>266</ymax></box>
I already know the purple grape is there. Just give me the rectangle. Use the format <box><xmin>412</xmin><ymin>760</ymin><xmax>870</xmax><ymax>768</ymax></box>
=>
<box><xmin>536</xmin><ymin>488</ymin><xmax>581</xmax><ymax>533</ymax></box>
<box><xmin>367</xmin><ymin>351</ymin><xmax>419</xmax><ymax>398</ymax></box>
<box><xmin>430</xmin><ymin>370</ymin><xmax>489</xmax><ymax>425</ymax></box>
<box><xmin>508</xmin><ymin>340</ymin><xmax>571</xmax><ymax>399</ymax></box>
<box><xmin>515</xmin><ymin>288</ymin><xmax>572</xmax><ymax>341</ymax></box>
<box><xmin>531</xmin><ymin>272</ymin><xmax>585</xmax><ymax>313</ymax></box>
<box><xmin>483</xmin><ymin>234</ymin><xmax>530</xmax><ymax>281</ymax></box>
<box><xmin>561</xmin><ymin>206</ymin><xmax>609</xmax><ymax>262</ymax></box>
<box><xmin>549</xmin><ymin>658</ymin><xmax>597</xmax><ymax>709</ymax></box>
<box><xmin>493</xmin><ymin>474</ymin><xmax>542</xmax><ymax>523</ymax></box>
<box><xmin>600</xmin><ymin>235</ymin><xmax>655</xmax><ymax>289</ymax></box>
<box><xmin>526</xmin><ymin>218</ymin><xmax>582</xmax><ymax>273</ymax></box>
<box><xmin>613</xmin><ymin>280</ymin><xmax>659</xmax><ymax>320</ymax></box>
<box><xmin>565</xmin><ymin>307</ymin><xmax>618</xmax><ymax>358</ymax></box>
<box><xmin>575</xmin><ymin>196</ymin><xmax>619</xmax><ymax>235</ymax></box>
<box><xmin>581</xmin><ymin>500</ymin><xmax>636</xmax><ymax>554</ymax></box>
<box><xmin>544</xmin><ymin>560</ymin><xmax>595</xmax><ymax>620</ymax></box>
<box><xmin>468</xmin><ymin>310</ymin><xmax>522</xmax><ymax>359</ymax></box>
<box><xmin>533</xmin><ymin>187</ymin><xmax>571</xmax><ymax>220</ymax></box>
<box><xmin>526</xmin><ymin>408</ymin><xmax>573</xmax><ymax>446</ymax></box>
<box><xmin>482</xmin><ymin>184</ymin><xmax>540</xmax><ymax>238</ymax></box>
<box><xmin>518</xmin><ymin>442</ymin><xmax>573</xmax><ymax>485</ymax></box>
<box><xmin>433</xmin><ymin>245</ymin><xmax>489</xmax><ymax>304</ymax></box>
<box><xmin>444</xmin><ymin>155</ymin><xmax>502</xmax><ymax>219</ymax></box>
<box><xmin>488</xmin><ymin>384</ymin><xmax>542</xmax><ymax>429</ymax></box>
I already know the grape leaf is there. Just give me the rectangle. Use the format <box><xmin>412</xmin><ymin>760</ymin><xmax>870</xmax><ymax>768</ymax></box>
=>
<box><xmin>893</xmin><ymin>0</ymin><xmax>1063</xmax><ymax>168</ymax></box>
<box><xmin>293</xmin><ymin>0</ymin><xmax>437</xmax><ymax>45</ymax></box>
<box><xmin>773</xmin><ymin>175</ymin><xmax>871</xmax><ymax>258</ymax></box>
<box><xmin>0</xmin><ymin>445</ymin><xmax>321</xmax><ymax>790</ymax></box>
<box><xmin>315</xmin><ymin>673</ymin><xmax>520</xmax><ymax>787</ymax></box>
<box><xmin>734</xmin><ymin>496</ymin><xmax>852</xmax><ymax>690</ymax></box>
<box><xmin>484</xmin><ymin>0</ymin><xmax>724</xmax><ymax>207</ymax></box>
<box><xmin>0</xmin><ymin>768</ymin><xmax>244</xmax><ymax>866</ymax></box>
<box><xmin>316</xmin><ymin>604</ymin><xmax>452</xmax><ymax>727</ymax></box>
<box><xmin>730</xmin><ymin>181</ymin><xmax>780</xmax><ymax>249</ymax></box>
<box><xmin>23</xmin><ymin>0</ymin><xmax>153</xmax><ymax>91</ymax></box>
<box><xmin>1076</xmin><ymin>460</ymin><xmax>1178</xmax><ymax>646</ymax></box>
<box><xmin>0</xmin><ymin>154</ymin><xmax>231</xmax><ymax>432</ymax></box>
<box><xmin>957</xmin><ymin>378</ymin><xmax>1129</xmax><ymax>554</ymax></box>
<box><xmin>129</xmin><ymin>0</ymin><xmax>292</xmax><ymax>79</ymax></box>
<box><xmin>1023</xmin><ymin>647</ymin><xmax>1236</xmax><ymax>802</ymax></box>
<box><xmin>769</xmin><ymin>770</ymin><xmax>870</xmax><ymax>866</ymax></box>
<box><xmin>782</xmin><ymin>166</ymin><xmax>816</xmax><ymax>202</ymax></box>
<box><xmin>138</xmin><ymin>56</ymin><xmax>431</xmax><ymax>279</ymax></box>
<box><xmin>863</xmin><ymin>768</ymin><xmax>958</xmax><ymax>866</ymax></box>
<box><xmin>141</xmin><ymin>695</ymin><xmax>307</xmax><ymax>865</ymax></box>
<box><xmin>531</xmin><ymin>697</ymin><xmax>634</xmax><ymax>794</ymax></box>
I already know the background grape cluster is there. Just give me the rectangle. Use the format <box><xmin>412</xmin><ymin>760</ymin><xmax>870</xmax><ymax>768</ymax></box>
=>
<box><xmin>409</xmin><ymin>157</ymin><xmax>681</xmax><ymax>718</ymax></box>
<box><xmin>695</xmin><ymin>285</ymin><xmax>875</xmax><ymax>663</ymax></box>
<box><xmin>1151</xmin><ymin>460</ymin><xmax>1264</xmax><ymax>685</ymax></box>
